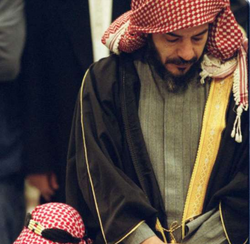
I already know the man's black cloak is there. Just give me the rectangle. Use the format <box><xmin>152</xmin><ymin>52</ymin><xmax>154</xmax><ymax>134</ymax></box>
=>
<box><xmin>66</xmin><ymin>52</ymin><xmax>248</xmax><ymax>244</ymax></box>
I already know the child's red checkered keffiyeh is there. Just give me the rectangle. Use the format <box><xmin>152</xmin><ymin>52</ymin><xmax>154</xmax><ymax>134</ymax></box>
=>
<box><xmin>14</xmin><ymin>203</ymin><xmax>92</xmax><ymax>244</ymax></box>
<box><xmin>102</xmin><ymin>0</ymin><xmax>248</xmax><ymax>143</ymax></box>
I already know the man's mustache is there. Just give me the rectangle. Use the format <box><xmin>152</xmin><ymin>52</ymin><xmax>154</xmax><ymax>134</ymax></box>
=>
<box><xmin>165</xmin><ymin>57</ymin><xmax>198</xmax><ymax>65</ymax></box>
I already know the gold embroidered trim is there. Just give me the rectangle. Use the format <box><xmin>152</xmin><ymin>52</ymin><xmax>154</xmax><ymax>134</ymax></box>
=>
<box><xmin>80</xmin><ymin>69</ymin><xmax>108</xmax><ymax>244</ymax></box>
<box><xmin>182</xmin><ymin>75</ymin><xmax>233</xmax><ymax>237</ymax></box>
<box><xmin>163</xmin><ymin>221</ymin><xmax>181</xmax><ymax>243</ymax></box>
<box><xmin>155</xmin><ymin>218</ymin><xmax>168</xmax><ymax>243</ymax></box>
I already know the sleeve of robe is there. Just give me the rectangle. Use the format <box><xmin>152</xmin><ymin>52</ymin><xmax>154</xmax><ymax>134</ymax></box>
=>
<box><xmin>125</xmin><ymin>209</ymin><xmax>229</xmax><ymax>244</ymax></box>
<box><xmin>66</xmin><ymin>56</ymin><xmax>158</xmax><ymax>244</ymax></box>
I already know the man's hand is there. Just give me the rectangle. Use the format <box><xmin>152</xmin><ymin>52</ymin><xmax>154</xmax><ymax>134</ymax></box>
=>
<box><xmin>26</xmin><ymin>173</ymin><xmax>59</xmax><ymax>201</ymax></box>
<box><xmin>141</xmin><ymin>236</ymin><xmax>165</xmax><ymax>244</ymax></box>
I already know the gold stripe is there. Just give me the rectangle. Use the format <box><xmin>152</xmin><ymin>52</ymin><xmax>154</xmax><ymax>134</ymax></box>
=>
<box><xmin>114</xmin><ymin>220</ymin><xmax>146</xmax><ymax>244</ymax></box>
<box><xmin>182</xmin><ymin>76</ymin><xmax>233</xmax><ymax>237</ymax></box>
<box><xmin>155</xmin><ymin>218</ymin><xmax>168</xmax><ymax>243</ymax></box>
<box><xmin>80</xmin><ymin>69</ymin><xmax>108</xmax><ymax>244</ymax></box>
<box><xmin>80</xmin><ymin>71</ymin><xmax>148</xmax><ymax>244</ymax></box>
<box><xmin>219</xmin><ymin>202</ymin><xmax>232</xmax><ymax>244</ymax></box>
<box><xmin>243</xmin><ymin>238</ymin><xmax>249</xmax><ymax>244</ymax></box>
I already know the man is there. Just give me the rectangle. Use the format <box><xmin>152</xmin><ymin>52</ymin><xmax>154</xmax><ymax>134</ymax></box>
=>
<box><xmin>0</xmin><ymin>0</ymin><xmax>26</xmax><ymax>243</ymax></box>
<box><xmin>66</xmin><ymin>0</ymin><xmax>248</xmax><ymax>243</ymax></box>
<box><xmin>14</xmin><ymin>202</ymin><xmax>92</xmax><ymax>244</ymax></box>
<box><xmin>22</xmin><ymin>0</ymin><xmax>131</xmax><ymax>203</ymax></box>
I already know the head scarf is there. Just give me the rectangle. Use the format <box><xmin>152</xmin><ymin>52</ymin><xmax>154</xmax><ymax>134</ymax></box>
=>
<box><xmin>14</xmin><ymin>203</ymin><xmax>92</xmax><ymax>244</ymax></box>
<box><xmin>102</xmin><ymin>0</ymin><xmax>248</xmax><ymax>143</ymax></box>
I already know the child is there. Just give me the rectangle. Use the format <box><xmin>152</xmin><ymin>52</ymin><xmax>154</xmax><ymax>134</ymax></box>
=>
<box><xmin>14</xmin><ymin>202</ymin><xmax>92</xmax><ymax>244</ymax></box>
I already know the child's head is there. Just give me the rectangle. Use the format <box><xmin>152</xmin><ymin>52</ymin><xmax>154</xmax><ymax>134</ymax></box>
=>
<box><xmin>14</xmin><ymin>202</ymin><xmax>92</xmax><ymax>244</ymax></box>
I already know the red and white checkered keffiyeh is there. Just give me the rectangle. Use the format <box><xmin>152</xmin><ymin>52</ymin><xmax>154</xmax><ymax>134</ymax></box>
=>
<box><xmin>14</xmin><ymin>203</ymin><xmax>92</xmax><ymax>244</ymax></box>
<box><xmin>102</xmin><ymin>0</ymin><xmax>248</xmax><ymax>143</ymax></box>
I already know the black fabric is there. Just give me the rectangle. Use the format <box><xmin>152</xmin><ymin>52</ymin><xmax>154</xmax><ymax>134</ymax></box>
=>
<box><xmin>0</xmin><ymin>77</ymin><xmax>25</xmax><ymax>179</ymax></box>
<box><xmin>66</xmin><ymin>53</ymin><xmax>249</xmax><ymax>244</ymax></box>
<box><xmin>119</xmin><ymin>53</ymin><xmax>167</xmax><ymax>226</ymax></box>
<box><xmin>67</xmin><ymin>55</ymin><xmax>158</xmax><ymax>244</ymax></box>
<box><xmin>21</xmin><ymin>0</ymin><xmax>131</xmax><ymax>203</ymax></box>
<box><xmin>42</xmin><ymin>229</ymin><xmax>81</xmax><ymax>243</ymax></box>
<box><xmin>112</xmin><ymin>0</ymin><xmax>131</xmax><ymax>20</ymax></box>
<box><xmin>24</xmin><ymin>213</ymin><xmax>32</xmax><ymax>227</ymax></box>
<box><xmin>25</xmin><ymin>213</ymin><xmax>84</xmax><ymax>243</ymax></box>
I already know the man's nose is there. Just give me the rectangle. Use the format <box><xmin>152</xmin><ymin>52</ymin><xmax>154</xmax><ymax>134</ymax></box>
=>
<box><xmin>177</xmin><ymin>40</ymin><xmax>195</xmax><ymax>61</ymax></box>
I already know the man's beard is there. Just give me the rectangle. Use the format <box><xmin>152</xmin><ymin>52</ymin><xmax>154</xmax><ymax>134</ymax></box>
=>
<box><xmin>144</xmin><ymin>36</ymin><xmax>204</xmax><ymax>93</ymax></box>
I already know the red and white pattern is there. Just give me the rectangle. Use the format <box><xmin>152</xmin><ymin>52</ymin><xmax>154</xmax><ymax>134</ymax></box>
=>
<box><xmin>14</xmin><ymin>203</ymin><xmax>87</xmax><ymax>244</ymax></box>
<box><xmin>236</xmin><ymin>41</ymin><xmax>248</xmax><ymax>109</ymax></box>
<box><xmin>102</xmin><ymin>0</ymin><xmax>248</xmax><ymax>142</ymax></box>
<box><xmin>102</xmin><ymin>0</ymin><xmax>243</xmax><ymax>60</ymax></box>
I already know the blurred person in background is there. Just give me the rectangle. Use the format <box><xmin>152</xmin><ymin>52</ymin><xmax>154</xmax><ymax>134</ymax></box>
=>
<box><xmin>230</xmin><ymin>0</ymin><xmax>248</xmax><ymax>33</ymax></box>
<box><xmin>0</xmin><ymin>0</ymin><xmax>26</xmax><ymax>243</ymax></box>
<box><xmin>22</xmin><ymin>0</ymin><xmax>131</xmax><ymax>203</ymax></box>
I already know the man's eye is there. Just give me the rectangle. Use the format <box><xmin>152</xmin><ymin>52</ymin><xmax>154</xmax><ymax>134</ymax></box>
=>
<box><xmin>166</xmin><ymin>38</ymin><xmax>178</xmax><ymax>43</ymax></box>
<box><xmin>192</xmin><ymin>37</ymin><xmax>202</xmax><ymax>42</ymax></box>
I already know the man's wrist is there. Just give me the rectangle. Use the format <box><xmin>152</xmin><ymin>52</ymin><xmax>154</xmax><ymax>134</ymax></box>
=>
<box><xmin>141</xmin><ymin>236</ymin><xmax>164</xmax><ymax>244</ymax></box>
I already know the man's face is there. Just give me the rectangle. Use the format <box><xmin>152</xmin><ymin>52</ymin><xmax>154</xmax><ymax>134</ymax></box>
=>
<box><xmin>151</xmin><ymin>23</ymin><xmax>209</xmax><ymax>76</ymax></box>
